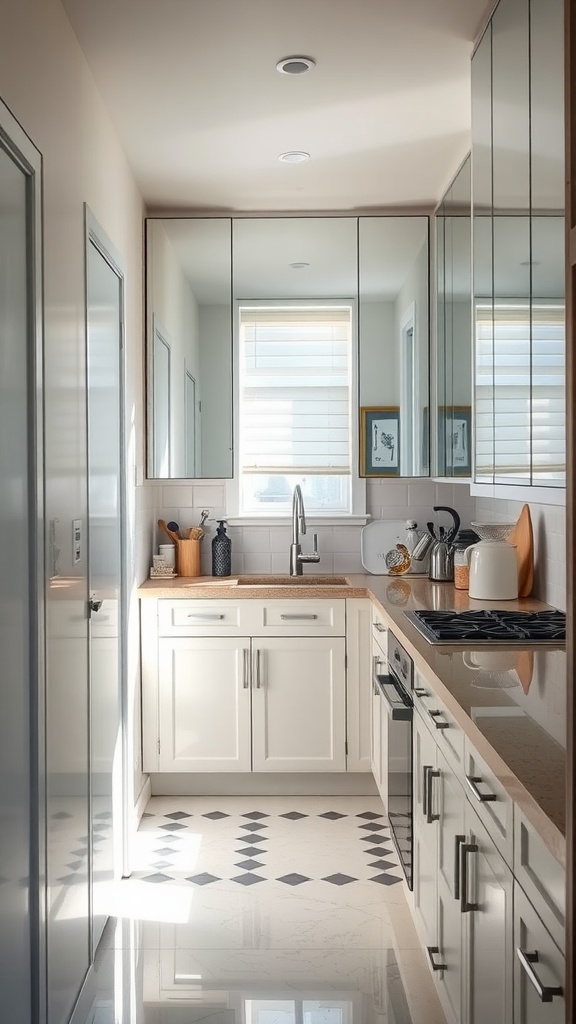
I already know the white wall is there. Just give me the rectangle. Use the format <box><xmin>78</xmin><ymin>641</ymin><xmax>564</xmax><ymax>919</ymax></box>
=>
<box><xmin>0</xmin><ymin>1</ymin><xmax>147</xmax><ymax>1020</ymax></box>
<box><xmin>359</xmin><ymin>301</ymin><xmax>398</xmax><ymax>405</ymax></box>
<box><xmin>199</xmin><ymin>304</ymin><xmax>234</xmax><ymax>476</ymax></box>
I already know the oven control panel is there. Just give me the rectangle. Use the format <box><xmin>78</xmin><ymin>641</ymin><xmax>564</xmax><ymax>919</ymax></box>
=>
<box><xmin>387</xmin><ymin>631</ymin><xmax>414</xmax><ymax>691</ymax></box>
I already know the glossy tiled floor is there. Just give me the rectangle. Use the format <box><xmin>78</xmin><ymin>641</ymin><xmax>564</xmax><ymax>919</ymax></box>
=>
<box><xmin>80</xmin><ymin>798</ymin><xmax>447</xmax><ymax>1024</ymax></box>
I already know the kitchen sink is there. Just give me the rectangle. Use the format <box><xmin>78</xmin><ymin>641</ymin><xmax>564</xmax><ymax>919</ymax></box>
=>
<box><xmin>236</xmin><ymin>574</ymin><xmax>350</xmax><ymax>587</ymax></box>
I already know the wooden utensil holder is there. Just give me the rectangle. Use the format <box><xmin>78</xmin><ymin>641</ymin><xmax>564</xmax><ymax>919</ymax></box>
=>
<box><xmin>176</xmin><ymin>538</ymin><xmax>201</xmax><ymax>577</ymax></box>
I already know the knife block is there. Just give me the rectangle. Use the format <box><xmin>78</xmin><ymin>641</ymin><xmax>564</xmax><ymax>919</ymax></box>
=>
<box><xmin>176</xmin><ymin>538</ymin><xmax>201</xmax><ymax>577</ymax></box>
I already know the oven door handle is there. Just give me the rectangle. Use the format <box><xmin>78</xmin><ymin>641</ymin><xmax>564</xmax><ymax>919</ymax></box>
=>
<box><xmin>376</xmin><ymin>674</ymin><xmax>413</xmax><ymax>722</ymax></box>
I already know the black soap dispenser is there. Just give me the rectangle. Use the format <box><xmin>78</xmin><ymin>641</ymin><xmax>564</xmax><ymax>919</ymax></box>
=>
<box><xmin>211</xmin><ymin>520</ymin><xmax>232</xmax><ymax>577</ymax></box>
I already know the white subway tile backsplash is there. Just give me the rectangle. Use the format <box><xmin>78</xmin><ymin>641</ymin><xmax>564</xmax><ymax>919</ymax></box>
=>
<box><xmin>161</xmin><ymin>485</ymin><xmax>194</xmax><ymax>507</ymax></box>
<box><xmin>333</xmin><ymin>551</ymin><xmax>365</xmax><ymax>573</ymax></box>
<box><xmin>243</xmin><ymin>552</ymin><xmax>272</xmax><ymax>574</ymax></box>
<box><xmin>269</xmin><ymin>527</ymin><xmax>293</xmax><ymax>552</ymax></box>
<box><xmin>192</xmin><ymin>483</ymin><xmax>226</xmax><ymax>507</ymax></box>
<box><xmin>241</xmin><ymin>527</ymin><xmax>271</xmax><ymax>553</ymax></box>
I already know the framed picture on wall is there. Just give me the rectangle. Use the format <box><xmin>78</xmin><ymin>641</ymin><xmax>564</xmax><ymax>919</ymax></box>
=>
<box><xmin>360</xmin><ymin>406</ymin><xmax>401</xmax><ymax>476</ymax></box>
<box><xmin>439</xmin><ymin>405</ymin><xmax>471</xmax><ymax>476</ymax></box>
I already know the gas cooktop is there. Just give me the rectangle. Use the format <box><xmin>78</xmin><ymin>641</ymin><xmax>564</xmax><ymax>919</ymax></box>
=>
<box><xmin>404</xmin><ymin>609</ymin><xmax>566</xmax><ymax>646</ymax></box>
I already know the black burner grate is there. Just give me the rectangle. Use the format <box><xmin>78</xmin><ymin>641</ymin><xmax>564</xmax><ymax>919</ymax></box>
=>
<box><xmin>406</xmin><ymin>609</ymin><xmax>566</xmax><ymax>645</ymax></box>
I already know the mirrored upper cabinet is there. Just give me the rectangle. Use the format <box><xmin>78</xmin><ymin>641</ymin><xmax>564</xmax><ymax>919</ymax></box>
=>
<box><xmin>435</xmin><ymin>154</ymin><xmax>472</xmax><ymax>477</ymax></box>
<box><xmin>146</xmin><ymin>215</ymin><xmax>430</xmax><ymax>480</ymax></box>
<box><xmin>471</xmin><ymin>0</ymin><xmax>565</xmax><ymax>491</ymax></box>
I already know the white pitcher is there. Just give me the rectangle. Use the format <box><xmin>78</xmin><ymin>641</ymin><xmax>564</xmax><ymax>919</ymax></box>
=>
<box><xmin>465</xmin><ymin>539</ymin><xmax>518</xmax><ymax>600</ymax></box>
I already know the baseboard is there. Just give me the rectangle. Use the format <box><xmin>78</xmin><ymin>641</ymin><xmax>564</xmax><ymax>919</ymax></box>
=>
<box><xmin>150</xmin><ymin>772</ymin><xmax>379</xmax><ymax>797</ymax></box>
<box><xmin>134</xmin><ymin>775</ymin><xmax>152</xmax><ymax>824</ymax></box>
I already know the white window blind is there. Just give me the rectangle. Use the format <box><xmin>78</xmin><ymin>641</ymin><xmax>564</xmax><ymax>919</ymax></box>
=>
<box><xmin>239</xmin><ymin>306</ymin><xmax>352</xmax><ymax>474</ymax></box>
<box><xmin>475</xmin><ymin>302</ymin><xmax>565</xmax><ymax>482</ymax></box>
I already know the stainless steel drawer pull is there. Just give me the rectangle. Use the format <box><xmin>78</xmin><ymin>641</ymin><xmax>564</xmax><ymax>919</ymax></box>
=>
<box><xmin>422</xmin><ymin>765</ymin><xmax>432</xmax><ymax>817</ymax></box>
<box><xmin>374</xmin><ymin>622</ymin><xmax>387</xmax><ymax>632</ymax></box>
<box><xmin>426</xmin><ymin>946</ymin><xmax>447</xmax><ymax>972</ymax></box>
<box><xmin>429</xmin><ymin>709</ymin><xmax>449</xmax><ymax>730</ymax></box>
<box><xmin>280</xmin><ymin>613</ymin><xmax>318</xmax><ymax>620</ymax></box>
<box><xmin>465</xmin><ymin>774</ymin><xmax>497</xmax><ymax>802</ymax></box>
<box><xmin>516</xmin><ymin>949</ymin><xmax>563</xmax><ymax>1002</ymax></box>
<box><xmin>459</xmin><ymin>842</ymin><xmax>479</xmax><ymax>913</ymax></box>
<box><xmin>454</xmin><ymin>835</ymin><xmax>466</xmax><ymax>900</ymax></box>
<box><xmin>426</xmin><ymin>768</ymin><xmax>441</xmax><ymax>823</ymax></box>
<box><xmin>242</xmin><ymin>649</ymin><xmax>250</xmax><ymax>689</ymax></box>
<box><xmin>254</xmin><ymin>649</ymin><xmax>262</xmax><ymax>688</ymax></box>
<box><xmin>413</xmin><ymin>687</ymin><xmax>428</xmax><ymax>698</ymax></box>
<box><xmin>186</xmin><ymin>613</ymin><xmax>225</xmax><ymax>620</ymax></box>
<box><xmin>372</xmin><ymin>655</ymin><xmax>383</xmax><ymax>695</ymax></box>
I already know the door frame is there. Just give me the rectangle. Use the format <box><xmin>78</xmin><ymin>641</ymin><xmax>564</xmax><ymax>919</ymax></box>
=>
<box><xmin>83</xmin><ymin>206</ymin><xmax>130</xmax><ymax>917</ymax></box>
<box><xmin>0</xmin><ymin>97</ymin><xmax>46</xmax><ymax>1023</ymax></box>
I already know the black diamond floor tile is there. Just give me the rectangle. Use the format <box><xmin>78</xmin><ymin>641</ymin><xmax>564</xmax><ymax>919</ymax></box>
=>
<box><xmin>231</xmin><ymin>873</ymin><xmax>265</xmax><ymax>886</ymax></box>
<box><xmin>242</xmin><ymin>811</ymin><xmax>269</xmax><ymax>820</ymax></box>
<box><xmin>71</xmin><ymin>849</ymin><xmax>86</xmax><ymax>858</ymax></box>
<box><xmin>323</xmin><ymin>873</ymin><xmax>356</xmax><ymax>885</ymax></box>
<box><xmin>236</xmin><ymin>846</ymin><xmax>267</xmax><ymax>857</ymax></box>
<box><xmin>152</xmin><ymin>860</ymin><xmax>173</xmax><ymax>869</ymax></box>
<box><xmin>235</xmin><ymin>859</ymin><xmax>265</xmax><ymax>870</ymax></box>
<box><xmin>319</xmin><ymin>811</ymin><xmax>347</xmax><ymax>820</ymax></box>
<box><xmin>164</xmin><ymin>811</ymin><xmax>192</xmax><ymax>820</ymax></box>
<box><xmin>65</xmin><ymin>861</ymin><xmax>82</xmax><ymax>871</ymax></box>
<box><xmin>154</xmin><ymin>846</ymin><xmax>178</xmax><ymax>856</ymax></box>
<box><xmin>360</xmin><ymin>833</ymin><xmax>389</xmax><ymax>843</ymax></box>
<box><xmin>358</xmin><ymin>822</ymin><xmax>386</xmax><ymax>831</ymax></box>
<box><xmin>280</xmin><ymin>811</ymin><xmax>308</xmax><ymax>820</ymax></box>
<box><xmin>356</xmin><ymin>811</ymin><xmax>384</xmax><ymax>820</ymax></box>
<box><xmin>140</xmin><ymin>873</ymin><xmax>173</xmax><ymax>883</ymax></box>
<box><xmin>186</xmin><ymin>873</ymin><xmax>220</xmax><ymax>886</ymax></box>
<box><xmin>365</xmin><ymin>846</ymin><xmax>391</xmax><ymax>856</ymax></box>
<box><xmin>277</xmin><ymin>873</ymin><xmax>310</xmax><ymax>886</ymax></box>
<box><xmin>158</xmin><ymin>823</ymin><xmax>187</xmax><ymax>832</ymax></box>
<box><xmin>370</xmin><ymin>872</ymin><xmax>402</xmax><ymax>886</ymax></box>
<box><xmin>203</xmin><ymin>811</ymin><xmax>230</xmax><ymax>820</ymax></box>
<box><xmin>235</xmin><ymin>834</ymin><xmax>267</xmax><ymax>844</ymax></box>
<box><xmin>239</xmin><ymin>822</ymin><xmax>269</xmax><ymax>832</ymax></box>
<box><xmin>368</xmin><ymin>859</ymin><xmax>397</xmax><ymax>870</ymax></box>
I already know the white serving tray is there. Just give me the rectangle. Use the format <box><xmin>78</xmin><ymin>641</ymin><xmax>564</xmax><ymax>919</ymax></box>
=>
<box><xmin>360</xmin><ymin>519</ymin><xmax>427</xmax><ymax>575</ymax></box>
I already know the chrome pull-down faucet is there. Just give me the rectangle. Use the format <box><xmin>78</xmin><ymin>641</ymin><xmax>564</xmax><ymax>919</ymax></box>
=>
<box><xmin>289</xmin><ymin>485</ymin><xmax>320</xmax><ymax>576</ymax></box>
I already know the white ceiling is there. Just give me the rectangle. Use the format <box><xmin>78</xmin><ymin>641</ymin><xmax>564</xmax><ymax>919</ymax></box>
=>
<box><xmin>61</xmin><ymin>0</ymin><xmax>493</xmax><ymax>212</ymax></box>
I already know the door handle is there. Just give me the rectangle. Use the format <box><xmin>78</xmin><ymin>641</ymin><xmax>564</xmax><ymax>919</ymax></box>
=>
<box><xmin>465</xmin><ymin>774</ymin><xmax>497</xmax><ymax>802</ymax></box>
<box><xmin>454</xmin><ymin>835</ymin><xmax>466</xmax><ymax>900</ymax></box>
<box><xmin>426</xmin><ymin>946</ymin><xmax>447</xmax><ymax>972</ymax></box>
<box><xmin>280</xmin><ymin>613</ymin><xmax>318</xmax><ymax>620</ymax></box>
<box><xmin>459</xmin><ymin>842</ymin><xmax>479</xmax><ymax>912</ymax></box>
<box><xmin>242</xmin><ymin>648</ymin><xmax>250</xmax><ymax>689</ymax></box>
<box><xmin>428</xmin><ymin>709</ymin><xmax>449</xmax><ymax>730</ymax></box>
<box><xmin>426</xmin><ymin>768</ymin><xmax>440</xmax><ymax>823</ymax></box>
<box><xmin>516</xmin><ymin>949</ymin><xmax>563</xmax><ymax>1002</ymax></box>
<box><xmin>253</xmin><ymin>648</ymin><xmax>262</xmax><ymax>688</ymax></box>
<box><xmin>422</xmin><ymin>765</ymin><xmax>431</xmax><ymax>817</ymax></box>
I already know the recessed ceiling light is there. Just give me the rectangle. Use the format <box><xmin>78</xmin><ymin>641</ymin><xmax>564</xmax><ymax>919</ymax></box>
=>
<box><xmin>290</xmin><ymin>262</ymin><xmax>310</xmax><ymax>269</ymax></box>
<box><xmin>276</xmin><ymin>56</ymin><xmax>316</xmax><ymax>75</ymax></box>
<box><xmin>278</xmin><ymin>151</ymin><xmax>310</xmax><ymax>163</ymax></box>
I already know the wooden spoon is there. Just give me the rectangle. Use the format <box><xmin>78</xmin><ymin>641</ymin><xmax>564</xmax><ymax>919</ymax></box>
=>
<box><xmin>158</xmin><ymin>518</ymin><xmax>181</xmax><ymax>545</ymax></box>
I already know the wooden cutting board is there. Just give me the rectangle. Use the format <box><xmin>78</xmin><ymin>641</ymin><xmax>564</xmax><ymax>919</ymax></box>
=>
<box><xmin>507</xmin><ymin>504</ymin><xmax>534</xmax><ymax>597</ymax></box>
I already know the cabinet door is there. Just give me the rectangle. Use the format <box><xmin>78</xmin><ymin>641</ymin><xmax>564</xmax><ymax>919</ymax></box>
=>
<box><xmin>514</xmin><ymin>884</ymin><xmax>565</xmax><ymax>1023</ymax></box>
<box><xmin>435</xmin><ymin>749</ymin><xmax>466</xmax><ymax>1024</ymax></box>
<box><xmin>413</xmin><ymin>709</ymin><xmax>439</xmax><ymax>948</ymax></box>
<box><xmin>251</xmin><ymin>637</ymin><xmax>346</xmax><ymax>772</ymax></box>
<box><xmin>371</xmin><ymin>674</ymin><xmax>383</xmax><ymax>795</ymax></box>
<box><xmin>463</xmin><ymin>802</ymin><xmax>513</xmax><ymax>1024</ymax></box>
<box><xmin>157</xmin><ymin>637</ymin><xmax>251</xmax><ymax>772</ymax></box>
<box><xmin>346</xmin><ymin>599</ymin><xmax>372</xmax><ymax>771</ymax></box>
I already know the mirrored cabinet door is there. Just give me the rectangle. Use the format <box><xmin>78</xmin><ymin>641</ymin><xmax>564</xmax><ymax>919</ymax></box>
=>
<box><xmin>146</xmin><ymin>218</ymin><xmax>233</xmax><ymax>479</ymax></box>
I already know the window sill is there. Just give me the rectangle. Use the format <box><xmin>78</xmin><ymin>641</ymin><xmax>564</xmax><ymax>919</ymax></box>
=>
<box><xmin>226</xmin><ymin>514</ymin><xmax>371</xmax><ymax>527</ymax></box>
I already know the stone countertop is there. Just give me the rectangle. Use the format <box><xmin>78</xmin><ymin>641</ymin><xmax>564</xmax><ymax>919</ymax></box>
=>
<box><xmin>138</xmin><ymin>572</ymin><xmax>566</xmax><ymax>865</ymax></box>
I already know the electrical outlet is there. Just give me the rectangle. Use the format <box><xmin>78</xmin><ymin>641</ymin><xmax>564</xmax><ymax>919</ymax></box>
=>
<box><xmin>73</xmin><ymin>519</ymin><xmax>82</xmax><ymax>565</ymax></box>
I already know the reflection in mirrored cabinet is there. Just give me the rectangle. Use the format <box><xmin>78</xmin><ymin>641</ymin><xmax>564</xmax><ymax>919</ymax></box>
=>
<box><xmin>146</xmin><ymin>216</ymin><xmax>430</xmax><ymax>483</ymax></box>
<box><xmin>435</xmin><ymin>154</ymin><xmax>472</xmax><ymax>477</ymax></box>
<box><xmin>471</xmin><ymin>0</ymin><xmax>565</xmax><ymax>493</ymax></box>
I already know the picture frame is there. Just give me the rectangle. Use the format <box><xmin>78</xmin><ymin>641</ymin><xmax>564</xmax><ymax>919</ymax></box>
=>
<box><xmin>438</xmin><ymin>404</ymin><xmax>471</xmax><ymax>476</ymax></box>
<box><xmin>360</xmin><ymin>406</ymin><xmax>401</xmax><ymax>477</ymax></box>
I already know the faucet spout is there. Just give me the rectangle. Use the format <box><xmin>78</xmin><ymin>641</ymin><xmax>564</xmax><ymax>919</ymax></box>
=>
<box><xmin>289</xmin><ymin>485</ymin><xmax>320</xmax><ymax>576</ymax></box>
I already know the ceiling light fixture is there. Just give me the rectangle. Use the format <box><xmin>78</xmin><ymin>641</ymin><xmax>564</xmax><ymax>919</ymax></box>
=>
<box><xmin>289</xmin><ymin>262</ymin><xmax>310</xmax><ymax>269</ymax></box>
<box><xmin>278</xmin><ymin>151</ymin><xmax>310</xmax><ymax>163</ymax></box>
<box><xmin>276</xmin><ymin>56</ymin><xmax>316</xmax><ymax>75</ymax></box>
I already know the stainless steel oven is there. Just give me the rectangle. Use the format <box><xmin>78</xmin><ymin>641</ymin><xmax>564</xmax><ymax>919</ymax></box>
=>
<box><xmin>372</xmin><ymin>625</ymin><xmax>413</xmax><ymax>888</ymax></box>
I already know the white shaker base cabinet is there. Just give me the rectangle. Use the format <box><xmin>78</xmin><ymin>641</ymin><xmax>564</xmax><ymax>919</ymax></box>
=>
<box><xmin>158</xmin><ymin>637</ymin><xmax>251</xmax><ymax>772</ymax></box>
<box><xmin>153</xmin><ymin>632</ymin><xmax>346</xmax><ymax>773</ymax></box>
<box><xmin>514</xmin><ymin>884</ymin><xmax>565</xmax><ymax>1023</ymax></box>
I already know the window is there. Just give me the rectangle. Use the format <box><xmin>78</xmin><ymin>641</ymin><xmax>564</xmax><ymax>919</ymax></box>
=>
<box><xmin>475</xmin><ymin>301</ymin><xmax>565</xmax><ymax>483</ymax></box>
<box><xmin>238</xmin><ymin>304</ymin><xmax>353</xmax><ymax>514</ymax></box>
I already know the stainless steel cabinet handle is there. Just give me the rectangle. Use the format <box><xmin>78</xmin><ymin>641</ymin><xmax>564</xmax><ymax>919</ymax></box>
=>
<box><xmin>186</xmin><ymin>613</ymin><xmax>225</xmax><ymax>620</ymax></box>
<box><xmin>374</xmin><ymin>622</ymin><xmax>387</xmax><ymax>633</ymax></box>
<box><xmin>280</xmin><ymin>613</ymin><xmax>318</xmax><ymax>620</ymax></box>
<box><xmin>454</xmin><ymin>835</ymin><xmax>466</xmax><ymax>900</ymax></box>
<box><xmin>516</xmin><ymin>949</ymin><xmax>563</xmax><ymax>1002</ymax></box>
<box><xmin>372</xmin><ymin>655</ymin><xmax>383</xmax><ymax>695</ymax></box>
<box><xmin>426</xmin><ymin>946</ymin><xmax>447</xmax><ymax>972</ymax></box>
<box><xmin>426</xmin><ymin>769</ymin><xmax>440</xmax><ymax>823</ymax></box>
<box><xmin>465</xmin><ymin>774</ymin><xmax>497</xmax><ymax>802</ymax></box>
<box><xmin>422</xmin><ymin>765</ymin><xmax>432</xmax><ymax>817</ymax></box>
<box><xmin>253</xmin><ymin>648</ymin><xmax>262</xmax><ymax>688</ymax></box>
<box><xmin>459</xmin><ymin>842</ymin><xmax>479</xmax><ymax>913</ymax></box>
<box><xmin>242</xmin><ymin>648</ymin><xmax>250</xmax><ymax>689</ymax></box>
<box><xmin>429</xmin><ymin>709</ymin><xmax>449</xmax><ymax>730</ymax></box>
<box><xmin>414</xmin><ymin>687</ymin><xmax>428</xmax><ymax>698</ymax></box>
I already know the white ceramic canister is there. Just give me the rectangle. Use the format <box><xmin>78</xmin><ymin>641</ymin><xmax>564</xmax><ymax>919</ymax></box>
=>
<box><xmin>158</xmin><ymin>543</ymin><xmax>176</xmax><ymax>569</ymax></box>
<box><xmin>465</xmin><ymin>539</ymin><xmax>518</xmax><ymax>600</ymax></box>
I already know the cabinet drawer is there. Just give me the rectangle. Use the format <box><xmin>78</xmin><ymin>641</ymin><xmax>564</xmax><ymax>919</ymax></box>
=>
<box><xmin>514</xmin><ymin>808</ymin><xmax>565</xmax><ymax>953</ymax></box>
<box><xmin>413</xmin><ymin>668</ymin><xmax>464</xmax><ymax>772</ymax></box>
<box><xmin>463</xmin><ymin>738</ymin><xmax>513</xmax><ymax>867</ymax></box>
<box><xmin>252</xmin><ymin>599</ymin><xmax>346</xmax><ymax>635</ymax></box>
<box><xmin>514</xmin><ymin>883</ymin><xmax>565</xmax><ymax>1022</ymax></box>
<box><xmin>158</xmin><ymin>599</ymin><xmax>249</xmax><ymax>635</ymax></box>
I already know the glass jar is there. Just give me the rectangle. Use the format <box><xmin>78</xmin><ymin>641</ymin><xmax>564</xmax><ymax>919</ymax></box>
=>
<box><xmin>454</xmin><ymin>547</ymin><xmax>470</xmax><ymax>591</ymax></box>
